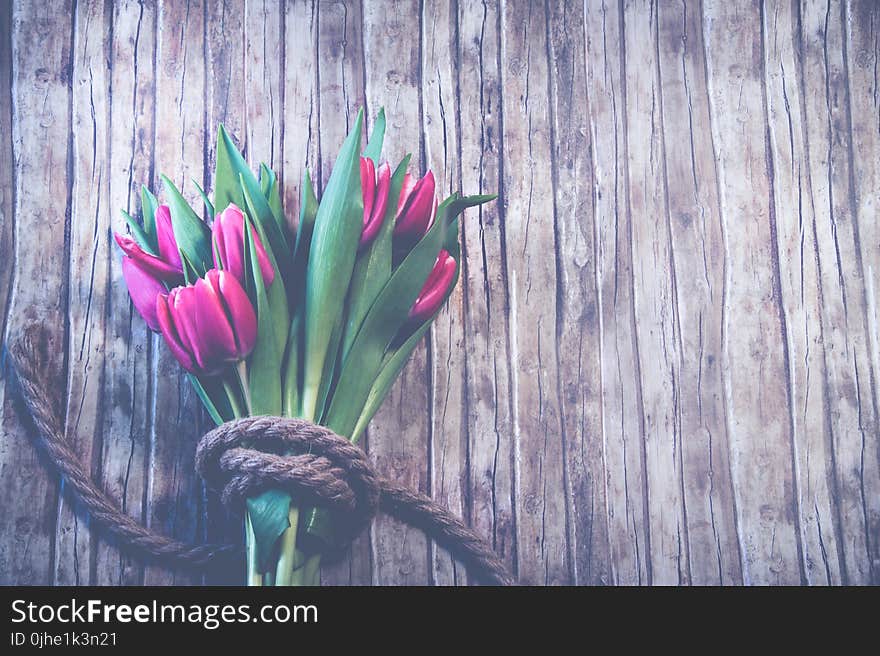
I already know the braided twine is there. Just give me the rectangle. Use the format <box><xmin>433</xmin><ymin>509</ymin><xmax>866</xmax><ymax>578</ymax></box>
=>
<box><xmin>7</xmin><ymin>326</ymin><xmax>514</xmax><ymax>586</ymax></box>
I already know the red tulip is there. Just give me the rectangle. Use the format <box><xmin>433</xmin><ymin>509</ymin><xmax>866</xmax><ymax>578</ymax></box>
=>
<box><xmin>359</xmin><ymin>157</ymin><xmax>392</xmax><ymax>247</ymax></box>
<box><xmin>212</xmin><ymin>203</ymin><xmax>275</xmax><ymax>287</ymax></box>
<box><xmin>121</xmin><ymin>257</ymin><xmax>166</xmax><ymax>331</ymax></box>
<box><xmin>409</xmin><ymin>249</ymin><xmax>456</xmax><ymax>323</ymax></box>
<box><xmin>394</xmin><ymin>170</ymin><xmax>438</xmax><ymax>241</ymax></box>
<box><xmin>156</xmin><ymin>269</ymin><xmax>257</xmax><ymax>375</ymax></box>
<box><xmin>114</xmin><ymin>205</ymin><xmax>184</xmax><ymax>284</ymax></box>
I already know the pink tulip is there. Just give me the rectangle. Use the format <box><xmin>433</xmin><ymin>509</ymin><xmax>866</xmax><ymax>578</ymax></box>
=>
<box><xmin>394</xmin><ymin>170</ymin><xmax>438</xmax><ymax>242</ymax></box>
<box><xmin>115</xmin><ymin>204</ymin><xmax>184</xmax><ymax>331</ymax></box>
<box><xmin>212</xmin><ymin>203</ymin><xmax>275</xmax><ymax>287</ymax></box>
<box><xmin>121</xmin><ymin>257</ymin><xmax>166</xmax><ymax>331</ymax></box>
<box><xmin>409</xmin><ymin>249</ymin><xmax>456</xmax><ymax>323</ymax></box>
<box><xmin>359</xmin><ymin>157</ymin><xmax>392</xmax><ymax>247</ymax></box>
<box><xmin>156</xmin><ymin>269</ymin><xmax>257</xmax><ymax>376</ymax></box>
<box><xmin>114</xmin><ymin>205</ymin><xmax>184</xmax><ymax>284</ymax></box>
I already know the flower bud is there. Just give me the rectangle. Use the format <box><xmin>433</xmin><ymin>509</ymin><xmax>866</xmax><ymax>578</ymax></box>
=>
<box><xmin>212</xmin><ymin>203</ymin><xmax>275</xmax><ymax>287</ymax></box>
<box><xmin>359</xmin><ymin>157</ymin><xmax>392</xmax><ymax>248</ymax></box>
<box><xmin>394</xmin><ymin>170</ymin><xmax>437</xmax><ymax>242</ymax></box>
<box><xmin>409</xmin><ymin>249</ymin><xmax>456</xmax><ymax>323</ymax></box>
<box><xmin>156</xmin><ymin>269</ymin><xmax>257</xmax><ymax>375</ymax></box>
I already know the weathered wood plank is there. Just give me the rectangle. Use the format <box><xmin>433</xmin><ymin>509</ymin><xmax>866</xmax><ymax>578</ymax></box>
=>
<box><xmin>583</xmin><ymin>0</ymin><xmax>650</xmax><ymax>585</ymax></box>
<box><xmin>421</xmin><ymin>0</ymin><xmax>467</xmax><ymax>586</ymax></box>
<box><xmin>762</xmin><ymin>0</ymin><xmax>844</xmax><ymax>585</ymax></box>
<box><xmin>361</xmin><ymin>0</ymin><xmax>432</xmax><ymax>587</ymax></box>
<box><xmin>62</xmin><ymin>0</ymin><xmax>130</xmax><ymax>586</ymax></box>
<box><xmin>622</xmin><ymin>0</ymin><xmax>689</xmax><ymax>585</ymax></box>
<box><xmin>844</xmin><ymin>0</ymin><xmax>880</xmax><ymax>585</ymax></box>
<box><xmin>280</xmin><ymin>0</ymin><xmax>319</xmax><ymax>227</ymax></box>
<box><xmin>0</xmin><ymin>0</ymin><xmax>73</xmax><ymax>586</ymax></box>
<box><xmin>144</xmin><ymin>0</ymin><xmax>210</xmax><ymax>586</ymax></box>
<box><xmin>702</xmin><ymin>0</ymin><xmax>802</xmax><ymax>585</ymax></box>
<box><xmin>244</xmin><ymin>0</ymin><xmax>283</xmax><ymax>171</ymax></box>
<box><xmin>546</xmin><ymin>0</ymin><xmax>611</xmax><ymax>585</ymax></box>
<box><xmin>656</xmin><ymin>0</ymin><xmax>742</xmax><ymax>585</ymax></box>
<box><xmin>797</xmin><ymin>0</ymin><xmax>878</xmax><ymax>585</ymax></box>
<box><xmin>501</xmin><ymin>0</ymin><xmax>568</xmax><ymax>585</ymax></box>
<box><xmin>3</xmin><ymin>0</ymin><xmax>880</xmax><ymax>587</ymax></box>
<box><xmin>316</xmin><ymin>0</ymin><xmax>371</xmax><ymax>586</ymax></box>
<box><xmin>456</xmin><ymin>0</ymin><xmax>517</xmax><ymax>580</ymax></box>
<box><xmin>0</xmin><ymin>0</ymin><xmax>13</xmax><ymax>339</ymax></box>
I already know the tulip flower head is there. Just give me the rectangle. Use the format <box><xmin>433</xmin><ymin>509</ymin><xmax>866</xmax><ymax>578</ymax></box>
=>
<box><xmin>359</xmin><ymin>157</ymin><xmax>392</xmax><ymax>248</ymax></box>
<box><xmin>212</xmin><ymin>203</ymin><xmax>275</xmax><ymax>287</ymax></box>
<box><xmin>114</xmin><ymin>204</ymin><xmax>184</xmax><ymax>284</ymax></box>
<box><xmin>156</xmin><ymin>269</ymin><xmax>257</xmax><ymax>376</ymax></box>
<box><xmin>115</xmin><ymin>204</ymin><xmax>184</xmax><ymax>330</ymax></box>
<box><xmin>120</xmin><ymin>257</ymin><xmax>166</xmax><ymax>331</ymax></box>
<box><xmin>394</xmin><ymin>170</ymin><xmax>438</xmax><ymax>242</ymax></box>
<box><xmin>409</xmin><ymin>249</ymin><xmax>456</xmax><ymax>323</ymax></box>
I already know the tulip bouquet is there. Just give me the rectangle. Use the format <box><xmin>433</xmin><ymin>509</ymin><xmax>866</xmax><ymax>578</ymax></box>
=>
<box><xmin>115</xmin><ymin>109</ymin><xmax>494</xmax><ymax>585</ymax></box>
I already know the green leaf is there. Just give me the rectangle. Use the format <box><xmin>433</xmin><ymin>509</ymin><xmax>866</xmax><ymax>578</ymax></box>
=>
<box><xmin>246</xmin><ymin>491</ymin><xmax>291</xmax><ymax>573</ymax></box>
<box><xmin>322</xmin><ymin>196</ymin><xmax>454</xmax><ymax>437</ymax></box>
<box><xmin>314</xmin><ymin>311</ymin><xmax>344</xmax><ymax>422</ymax></box>
<box><xmin>188</xmin><ymin>374</ymin><xmax>228</xmax><ymax>426</ymax></box>
<box><xmin>340</xmin><ymin>154</ymin><xmax>411</xmax><ymax>361</ymax></box>
<box><xmin>214</xmin><ymin>124</ymin><xmax>249</xmax><ymax>215</ymax></box>
<box><xmin>121</xmin><ymin>209</ymin><xmax>157</xmax><ymax>255</ymax></box>
<box><xmin>296</xmin><ymin>169</ymin><xmax>320</xmax><ymax>249</ymax></box>
<box><xmin>239</xmin><ymin>171</ymin><xmax>291</xmax><ymax>268</ymax></box>
<box><xmin>193</xmin><ymin>179</ymin><xmax>215</xmax><ymax>220</ymax></box>
<box><xmin>140</xmin><ymin>185</ymin><xmax>159</xmax><ymax>252</ymax></box>
<box><xmin>244</xmin><ymin>220</ymin><xmax>283</xmax><ymax>417</ymax></box>
<box><xmin>242</xmin><ymin>180</ymin><xmax>290</xmax><ymax>356</ymax></box>
<box><xmin>447</xmin><ymin>193</ymin><xmax>497</xmax><ymax>219</ymax></box>
<box><xmin>282</xmin><ymin>309</ymin><xmax>302</xmax><ymax>418</ymax></box>
<box><xmin>289</xmin><ymin>169</ymin><xmax>319</xmax><ymax>304</ymax></box>
<box><xmin>351</xmin><ymin>244</ymin><xmax>462</xmax><ymax>442</ymax></box>
<box><xmin>179</xmin><ymin>250</ymin><xmax>202</xmax><ymax>286</ymax></box>
<box><xmin>259</xmin><ymin>163</ymin><xmax>274</xmax><ymax>198</ymax></box>
<box><xmin>260</xmin><ymin>163</ymin><xmax>288</xmax><ymax>239</ymax></box>
<box><xmin>160</xmin><ymin>175</ymin><xmax>213</xmax><ymax>276</ymax></box>
<box><xmin>363</xmin><ymin>107</ymin><xmax>385</xmax><ymax>162</ymax></box>
<box><xmin>301</xmin><ymin>109</ymin><xmax>364</xmax><ymax>420</ymax></box>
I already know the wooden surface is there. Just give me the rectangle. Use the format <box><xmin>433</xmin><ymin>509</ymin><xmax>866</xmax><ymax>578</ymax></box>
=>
<box><xmin>0</xmin><ymin>0</ymin><xmax>878</xmax><ymax>586</ymax></box>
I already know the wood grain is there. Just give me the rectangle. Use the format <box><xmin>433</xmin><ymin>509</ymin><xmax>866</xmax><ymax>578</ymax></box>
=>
<box><xmin>1</xmin><ymin>0</ymin><xmax>878</xmax><ymax>586</ymax></box>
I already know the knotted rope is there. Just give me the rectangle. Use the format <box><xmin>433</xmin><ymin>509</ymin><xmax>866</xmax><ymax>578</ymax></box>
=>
<box><xmin>8</xmin><ymin>327</ymin><xmax>514</xmax><ymax>585</ymax></box>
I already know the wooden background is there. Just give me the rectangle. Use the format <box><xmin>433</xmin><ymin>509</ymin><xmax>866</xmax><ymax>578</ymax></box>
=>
<box><xmin>0</xmin><ymin>0</ymin><xmax>878</xmax><ymax>586</ymax></box>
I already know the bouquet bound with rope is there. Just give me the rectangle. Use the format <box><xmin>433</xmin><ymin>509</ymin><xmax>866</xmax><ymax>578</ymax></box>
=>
<box><xmin>48</xmin><ymin>108</ymin><xmax>508</xmax><ymax>586</ymax></box>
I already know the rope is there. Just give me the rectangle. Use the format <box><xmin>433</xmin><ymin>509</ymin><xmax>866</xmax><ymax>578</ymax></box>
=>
<box><xmin>7</xmin><ymin>326</ymin><xmax>514</xmax><ymax>585</ymax></box>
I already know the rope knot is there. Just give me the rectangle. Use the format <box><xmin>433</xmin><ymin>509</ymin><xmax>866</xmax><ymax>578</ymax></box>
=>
<box><xmin>195</xmin><ymin>417</ymin><xmax>381</xmax><ymax>542</ymax></box>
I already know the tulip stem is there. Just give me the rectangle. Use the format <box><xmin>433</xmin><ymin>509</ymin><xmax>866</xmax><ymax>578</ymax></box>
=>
<box><xmin>273</xmin><ymin>506</ymin><xmax>302</xmax><ymax>586</ymax></box>
<box><xmin>222</xmin><ymin>378</ymin><xmax>245</xmax><ymax>419</ymax></box>
<box><xmin>235</xmin><ymin>360</ymin><xmax>252</xmax><ymax>414</ymax></box>
<box><xmin>244</xmin><ymin>512</ymin><xmax>262</xmax><ymax>586</ymax></box>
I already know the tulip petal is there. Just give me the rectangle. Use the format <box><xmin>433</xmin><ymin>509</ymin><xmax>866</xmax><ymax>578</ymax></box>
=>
<box><xmin>216</xmin><ymin>269</ymin><xmax>258</xmax><ymax>357</ymax></box>
<box><xmin>212</xmin><ymin>204</ymin><xmax>274</xmax><ymax>288</ymax></box>
<box><xmin>396</xmin><ymin>173</ymin><xmax>416</xmax><ymax>216</ymax></box>
<box><xmin>156</xmin><ymin>290</ymin><xmax>195</xmax><ymax>372</ymax></box>
<box><xmin>213</xmin><ymin>204</ymin><xmax>247</xmax><ymax>282</ymax></box>
<box><xmin>155</xmin><ymin>205</ymin><xmax>183</xmax><ymax>270</ymax></box>
<box><xmin>169</xmin><ymin>286</ymin><xmax>204</xmax><ymax>368</ymax></box>
<box><xmin>394</xmin><ymin>170</ymin><xmax>436</xmax><ymax>240</ymax></box>
<box><xmin>115</xmin><ymin>232</ymin><xmax>184</xmax><ymax>283</ymax></box>
<box><xmin>409</xmin><ymin>249</ymin><xmax>456</xmax><ymax>322</ymax></box>
<box><xmin>122</xmin><ymin>257</ymin><xmax>165</xmax><ymax>331</ymax></box>
<box><xmin>374</xmin><ymin>162</ymin><xmax>392</xmax><ymax>220</ymax></box>
<box><xmin>191</xmin><ymin>271</ymin><xmax>239</xmax><ymax>371</ymax></box>
<box><xmin>360</xmin><ymin>157</ymin><xmax>376</xmax><ymax>225</ymax></box>
<box><xmin>359</xmin><ymin>161</ymin><xmax>393</xmax><ymax>248</ymax></box>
